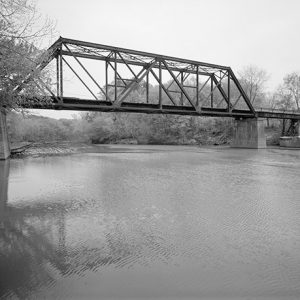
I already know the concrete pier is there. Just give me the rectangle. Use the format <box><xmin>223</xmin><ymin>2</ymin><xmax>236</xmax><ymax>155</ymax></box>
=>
<box><xmin>0</xmin><ymin>109</ymin><xmax>10</xmax><ymax>160</ymax></box>
<box><xmin>279</xmin><ymin>121</ymin><xmax>300</xmax><ymax>148</ymax></box>
<box><xmin>296</xmin><ymin>121</ymin><xmax>300</xmax><ymax>136</ymax></box>
<box><xmin>279</xmin><ymin>136</ymin><xmax>300</xmax><ymax>148</ymax></box>
<box><xmin>231</xmin><ymin>118</ymin><xmax>266</xmax><ymax>149</ymax></box>
<box><xmin>0</xmin><ymin>160</ymin><xmax>9</xmax><ymax>209</ymax></box>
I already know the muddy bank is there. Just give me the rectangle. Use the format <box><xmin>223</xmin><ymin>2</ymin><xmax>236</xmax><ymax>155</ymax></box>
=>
<box><xmin>10</xmin><ymin>142</ymin><xmax>90</xmax><ymax>158</ymax></box>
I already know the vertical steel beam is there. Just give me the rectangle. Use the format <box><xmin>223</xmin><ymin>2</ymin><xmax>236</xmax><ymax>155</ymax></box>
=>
<box><xmin>227</xmin><ymin>71</ymin><xmax>231</xmax><ymax>112</ymax></box>
<box><xmin>56</xmin><ymin>56</ymin><xmax>59</xmax><ymax>98</ymax></box>
<box><xmin>196</xmin><ymin>66</ymin><xmax>199</xmax><ymax>107</ymax></box>
<box><xmin>149</xmin><ymin>69</ymin><xmax>176</xmax><ymax>105</ymax></box>
<box><xmin>180</xmin><ymin>72</ymin><xmax>184</xmax><ymax>105</ymax></box>
<box><xmin>191</xmin><ymin>76</ymin><xmax>210</xmax><ymax>106</ymax></box>
<box><xmin>107</xmin><ymin>61</ymin><xmax>127</xmax><ymax>87</ymax></box>
<box><xmin>114</xmin><ymin>52</ymin><xmax>117</xmax><ymax>101</ymax></box>
<box><xmin>59</xmin><ymin>48</ymin><xmax>63</xmax><ymax>100</ymax></box>
<box><xmin>105</xmin><ymin>60</ymin><xmax>108</xmax><ymax>101</ymax></box>
<box><xmin>211</xmin><ymin>76</ymin><xmax>213</xmax><ymax>108</ymax></box>
<box><xmin>159</xmin><ymin>61</ymin><xmax>162</xmax><ymax>108</ymax></box>
<box><xmin>146</xmin><ymin>73</ymin><xmax>149</xmax><ymax>104</ymax></box>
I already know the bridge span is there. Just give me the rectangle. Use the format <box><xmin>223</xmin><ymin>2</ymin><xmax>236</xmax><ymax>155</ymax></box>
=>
<box><xmin>1</xmin><ymin>37</ymin><xmax>300</xmax><ymax>159</ymax></box>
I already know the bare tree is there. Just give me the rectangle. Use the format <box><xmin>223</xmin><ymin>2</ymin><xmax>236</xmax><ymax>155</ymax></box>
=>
<box><xmin>0</xmin><ymin>0</ymin><xmax>54</xmax><ymax>42</ymax></box>
<box><xmin>282</xmin><ymin>72</ymin><xmax>300</xmax><ymax>110</ymax></box>
<box><xmin>272</xmin><ymin>84</ymin><xmax>297</xmax><ymax>135</ymax></box>
<box><xmin>0</xmin><ymin>0</ymin><xmax>55</xmax><ymax>108</ymax></box>
<box><xmin>238</xmin><ymin>65</ymin><xmax>269</xmax><ymax>107</ymax></box>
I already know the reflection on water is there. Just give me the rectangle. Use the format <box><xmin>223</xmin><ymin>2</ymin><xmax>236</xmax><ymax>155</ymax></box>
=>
<box><xmin>1</xmin><ymin>145</ymin><xmax>300</xmax><ymax>299</ymax></box>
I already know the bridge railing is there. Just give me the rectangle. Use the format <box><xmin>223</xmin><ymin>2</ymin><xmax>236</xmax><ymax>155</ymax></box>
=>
<box><xmin>255</xmin><ymin>107</ymin><xmax>300</xmax><ymax>120</ymax></box>
<box><xmin>257</xmin><ymin>107</ymin><xmax>300</xmax><ymax>114</ymax></box>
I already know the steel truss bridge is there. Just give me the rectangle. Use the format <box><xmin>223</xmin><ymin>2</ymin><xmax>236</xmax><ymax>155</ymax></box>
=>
<box><xmin>15</xmin><ymin>37</ymin><xmax>300</xmax><ymax>121</ymax></box>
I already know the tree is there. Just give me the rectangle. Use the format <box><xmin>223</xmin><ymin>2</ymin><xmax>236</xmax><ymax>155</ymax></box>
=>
<box><xmin>0</xmin><ymin>0</ymin><xmax>55</xmax><ymax>108</ymax></box>
<box><xmin>238</xmin><ymin>65</ymin><xmax>269</xmax><ymax>107</ymax></box>
<box><xmin>282</xmin><ymin>72</ymin><xmax>300</xmax><ymax>110</ymax></box>
<box><xmin>0</xmin><ymin>0</ymin><xmax>54</xmax><ymax>41</ymax></box>
<box><xmin>272</xmin><ymin>85</ymin><xmax>296</xmax><ymax>135</ymax></box>
<box><xmin>272</xmin><ymin>72</ymin><xmax>300</xmax><ymax>112</ymax></box>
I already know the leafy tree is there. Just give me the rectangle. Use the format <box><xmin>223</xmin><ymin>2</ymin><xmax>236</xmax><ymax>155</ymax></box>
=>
<box><xmin>238</xmin><ymin>65</ymin><xmax>269</xmax><ymax>107</ymax></box>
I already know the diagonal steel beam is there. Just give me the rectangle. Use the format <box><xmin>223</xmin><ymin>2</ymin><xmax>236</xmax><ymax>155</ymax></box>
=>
<box><xmin>107</xmin><ymin>61</ymin><xmax>128</xmax><ymax>87</ymax></box>
<box><xmin>118</xmin><ymin>66</ymin><xmax>146</xmax><ymax>98</ymax></box>
<box><xmin>161</xmin><ymin>60</ymin><xmax>198</xmax><ymax>111</ymax></box>
<box><xmin>192</xmin><ymin>76</ymin><xmax>211</xmax><ymax>106</ymax></box>
<box><xmin>202</xmin><ymin>73</ymin><xmax>227</xmax><ymax>106</ymax></box>
<box><xmin>63</xmin><ymin>43</ymin><xmax>108</xmax><ymax>100</ymax></box>
<box><xmin>166</xmin><ymin>71</ymin><xmax>191</xmax><ymax>103</ymax></box>
<box><xmin>166</xmin><ymin>72</ymin><xmax>181</xmax><ymax>91</ymax></box>
<box><xmin>62</xmin><ymin>57</ymin><xmax>98</xmax><ymax>100</ymax></box>
<box><xmin>113</xmin><ymin>60</ymin><xmax>157</xmax><ymax>107</ymax></box>
<box><xmin>35</xmin><ymin>77</ymin><xmax>57</xmax><ymax>99</ymax></box>
<box><xmin>211</xmin><ymin>73</ymin><xmax>232</xmax><ymax>109</ymax></box>
<box><xmin>228</xmin><ymin>68</ymin><xmax>255</xmax><ymax>114</ymax></box>
<box><xmin>150</xmin><ymin>69</ymin><xmax>176</xmax><ymax>106</ymax></box>
<box><xmin>231</xmin><ymin>94</ymin><xmax>242</xmax><ymax>110</ymax></box>
<box><xmin>13</xmin><ymin>47</ymin><xmax>58</xmax><ymax>93</ymax></box>
<box><xmin>216</xmin><ymin>97</ymin><xmax>226</xmax><ymax>108</ymax></box>
<box><xmin>117</xmin><ymin>51</ymin><xmax>137</xmax><ymax>79</ymax></box>
<box><xmin>33</xmin><ymin>80</ymin><xmax>50</xmax><ymax>97</ymax></box>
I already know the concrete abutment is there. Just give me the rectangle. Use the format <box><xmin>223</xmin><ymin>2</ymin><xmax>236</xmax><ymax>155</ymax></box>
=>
<box><xmin>231</xmin><ymin>118</ymin><xmax>266</xmax><ymax>149</ymax></box>
<box><xmin>0</xmin><ymin>109</ymin><xmax>10</xmax><ymax>160</ymax></box>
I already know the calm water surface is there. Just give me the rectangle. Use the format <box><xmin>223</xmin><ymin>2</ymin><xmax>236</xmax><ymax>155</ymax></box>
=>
<box><xmin>0</xmin><ymin>145</ymin><xmax>300</xmax><ymax>299</ymax></box>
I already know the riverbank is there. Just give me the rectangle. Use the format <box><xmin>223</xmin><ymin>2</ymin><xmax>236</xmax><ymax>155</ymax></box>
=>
<box><xmin>10</xmin><ymin>126</ymin><xmax>282</xmax><ymax>158</ymax></box>
<box><xmin>10</xmin><ymin>141</ymin><xmax>87</xmax><ymax>158</ymax></box>
<box><xmin>10</xmin><ymin>142</ymin><xmax>210</xmax><ymax>158</ymax></box>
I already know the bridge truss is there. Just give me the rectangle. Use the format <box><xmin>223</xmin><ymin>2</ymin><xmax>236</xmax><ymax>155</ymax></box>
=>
<box><xmin>16</xmin><ymin>37</ymin><xmax>258</xmax><ymax>118</ymax></box>
<box><xmin>15</xmin><ymin>37</ymin><xmax>300</xmax><ymax>120</ymax></box>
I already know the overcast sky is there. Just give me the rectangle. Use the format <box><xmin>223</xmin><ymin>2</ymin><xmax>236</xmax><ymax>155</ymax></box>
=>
<box><xmin>34</xmin><ymin>0</ymin><xmax>300</xmax><ymax>119</ymax></box>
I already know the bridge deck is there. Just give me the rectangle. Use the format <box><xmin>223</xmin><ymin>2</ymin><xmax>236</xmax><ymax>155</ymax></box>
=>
<box><xmin>22</xmin><ymin>97</ymin><xmax>300</xmax><ymax>120</ymax></box>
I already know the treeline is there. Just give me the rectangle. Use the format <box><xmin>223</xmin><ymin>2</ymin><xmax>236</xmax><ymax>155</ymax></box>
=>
<box><xmin>7</xmin><ymin>111</ymin><xmax>235</xmax><ymax>145</ymax></box>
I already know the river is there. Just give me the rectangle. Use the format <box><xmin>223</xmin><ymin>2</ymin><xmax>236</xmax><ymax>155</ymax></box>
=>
<box><xmin>0</xmin><ymin>145</ymin><xmax>300</xmax><ymax>299</ymax></box>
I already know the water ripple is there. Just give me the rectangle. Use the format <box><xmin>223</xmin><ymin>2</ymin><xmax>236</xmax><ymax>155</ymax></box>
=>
<box><xmin>1</xmin><ymin>147</ymin><xmax>300</xmax><ymax>299</ymax></box>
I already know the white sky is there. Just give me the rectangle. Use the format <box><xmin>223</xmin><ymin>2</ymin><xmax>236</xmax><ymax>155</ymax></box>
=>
<box><xmin>33</xmin><ymin>0</ymin><xmax>300</xmax><ymax>119</ymax></box>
